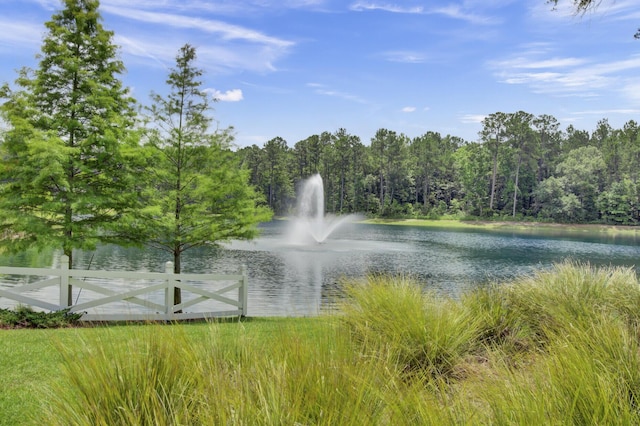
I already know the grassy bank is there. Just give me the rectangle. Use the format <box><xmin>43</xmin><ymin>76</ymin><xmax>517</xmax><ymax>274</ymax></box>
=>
<box><xmin>365</xmin><ymin>217</ymin><xmax>640</xmax><ymax>236</ymax></box>
<box><xmin>3</xmin><ymin>263</ymin><xmax>640</xmax><ymax>424</ymax></box>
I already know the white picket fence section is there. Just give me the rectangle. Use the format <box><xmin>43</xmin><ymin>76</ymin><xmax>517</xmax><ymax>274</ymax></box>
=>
<box><xmin>0</xmin><ymin>255</ymin><xmax>248</xmax><ymax>321</ymax></box>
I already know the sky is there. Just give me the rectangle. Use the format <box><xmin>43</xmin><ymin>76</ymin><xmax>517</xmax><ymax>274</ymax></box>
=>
<box><xmin>1</xmin><ymin>0</ymin><xmax>640</xmax><ymax>148</ymax></box>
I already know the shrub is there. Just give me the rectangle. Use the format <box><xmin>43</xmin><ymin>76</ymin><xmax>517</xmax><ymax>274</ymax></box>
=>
<box><xmin>0</xmin><ymin>305</ymin><xmax>82</xmax><ymax>328</ymax></box>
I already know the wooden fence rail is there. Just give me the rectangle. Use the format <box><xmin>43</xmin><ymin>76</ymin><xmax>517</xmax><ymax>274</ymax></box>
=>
<box><xmin>0</xmin><ymin>255</ymin><xmax>248</xmax><ymax>321</ymax></box>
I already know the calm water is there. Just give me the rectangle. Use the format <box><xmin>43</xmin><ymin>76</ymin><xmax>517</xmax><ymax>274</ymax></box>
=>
<box><xmin>1</xmin><ymin>222</ymin><xmax>639</xmax><ymax>316</ymax></box>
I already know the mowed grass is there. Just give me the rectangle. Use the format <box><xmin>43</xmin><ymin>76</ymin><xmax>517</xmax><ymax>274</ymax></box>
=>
<box><xmin>364</xmin><ymin>217</ymin><xmax>640</xmax><ymax>236</ymax></box>
<box><xmin>3</xmin><ymin>262</ymin><xmax>640</xmax><ymax>424</ymax></box>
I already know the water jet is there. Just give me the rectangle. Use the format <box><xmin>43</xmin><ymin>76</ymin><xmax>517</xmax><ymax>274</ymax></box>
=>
<box><xmin>286</xmin><ymin>174</ymin><xmax>359</xmax><ymax>245</ymax></box>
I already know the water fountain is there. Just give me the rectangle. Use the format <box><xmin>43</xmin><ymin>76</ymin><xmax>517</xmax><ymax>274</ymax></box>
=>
<box><xmin>286</xmin><ymin>174</ymin><xmax>359</xmax><ymax>245</ymax></box>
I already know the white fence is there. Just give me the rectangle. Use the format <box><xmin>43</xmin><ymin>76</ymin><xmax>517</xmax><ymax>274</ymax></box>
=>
<box><xmin>0</xmin><ymin>255</ymin><xmax>248</xmax><ymax>321</ymax></box>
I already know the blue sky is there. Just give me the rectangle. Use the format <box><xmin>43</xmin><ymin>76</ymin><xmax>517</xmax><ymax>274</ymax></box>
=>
<box><xmin>1</xmin><ymin>0</ymin><xmax>639</xmax><ymax>148</ymax></box>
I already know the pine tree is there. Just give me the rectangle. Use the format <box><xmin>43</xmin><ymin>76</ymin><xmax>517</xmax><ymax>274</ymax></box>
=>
<box><xmin>0</xmin><ymin>0</ymin><xmax>141</xmax><ymax>300</ymax></box>
<box><xmin>141</xmin><ymin>44</ymin><xmax>271</xmax><ymax>306</ymax></box>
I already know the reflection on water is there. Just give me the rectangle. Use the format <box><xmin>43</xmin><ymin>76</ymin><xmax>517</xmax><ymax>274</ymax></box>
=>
<box><xmin>1</xmin><ymin>222</ymin><xmax>640</xmax><ymax>316</ymax></box>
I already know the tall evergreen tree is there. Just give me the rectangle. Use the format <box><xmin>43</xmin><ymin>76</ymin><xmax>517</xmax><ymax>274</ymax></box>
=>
<box><xmin>140</xmin><ymin>44</ymin><xmax>271</xmax><ymax>305</ymax></box>
<box><xmin>262</xmin><ymin>136</ymin><xmax>293</xmax><ymax>214</ymax></box>
<box><xmin>0</xmin><ymin>0</ymin><xmax>141</xmax><ymax>301</ymax></box>
<box><xmin>505</xmin><ymin>111</ymin><xmax>535</xmax><ymax>217</ymax></box>
<box><xmin>480</xmin><ymin>112</ymin><xmax>508</xmax><ymax>211</ymax></box>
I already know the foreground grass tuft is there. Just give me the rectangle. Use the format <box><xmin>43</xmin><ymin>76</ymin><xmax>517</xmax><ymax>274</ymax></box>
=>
<box><xmin>47</xmin><ymin>326</ymin><xmax>204</xmax><ymax>425</ymax></box>
<box><xmin>3</xmin><ymin>262</ymin><xmax>640</xmax><ymax>425</ymax></box>
<box><xmin>340</xmin><ymin>274</ymin><xmax>479</xmax><ymax>380</ymax></box>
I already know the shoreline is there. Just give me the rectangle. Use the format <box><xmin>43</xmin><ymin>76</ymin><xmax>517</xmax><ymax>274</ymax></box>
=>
<box><xmin>363</xmin><ymin>218</ymin><xmax>640</xmax><ymax>236</ymax></box>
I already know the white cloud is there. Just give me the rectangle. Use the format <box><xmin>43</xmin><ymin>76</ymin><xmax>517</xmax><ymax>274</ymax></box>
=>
<box><xmin>381</xmin><ymin>50</ymin><xmax>426</xmax><ymax>63</ymax></box>
<box><xmin>102</xmin><ymin>6</ymin><xmax>294</xmax><ymax>48</ymax></box>
<box><xmin>402</xmin><ymin>106</ymin><xmax>416</xmax><ymax>113</ymax></box>
<box><xmin>314</xmin><ymin>88</ymin><xmax>366</xmax><ymax>103</ymax></box>
<box><xmin>101</xmin><ymin>0</ymin><xmax>329</xmax><ymax>16</ymax></box>
<box><xmin>429</xmin><ymin>5</ymin><xmax>501</xmax><ymax>25</ymax></box>
<box><xmin>622</xmin><ymin>82</ymin><xmax>640</xmax><ymax>103</ymax></box>
<box><xmin>99</xmin><ymin>4</ymin><xmax>296</xmax><ymax>73</ymax></box>
<box><xmin>349</xmin><ymin>2</ymin><xmax>423</xmax><ymax>14</ymax></box>
<box><xmin>114</xmin><ymin>35</ymin><xmax>176</xmax><ymax>68</ymax></box>
<box><xmin>349</xmin><ymin>1</ymin><xmax>499</xmax><ymax>24</ymax></box>
<box><xmin>32</xmin><ymin>0</ymin><xmax>58</xmax><ymax>10</ymax></box>
<box><xmin>490</xmin><ymin>45</ymin><xmax>640</xmax><ymax>99</ymax></box>
<box><xmin>572</xmin><ymin>108</ymin><xmax>640</xmax><ymax>116</ymax></box>
<box><xmin>307</xmin><ymin>82</ymin><xmax>367</xmax><ymax>103</ymax></box>
<box><xmin>0</xmin><ymin>19</ymin><xmax>44</xmax><ymax>49</ymax></box>
<box><xmin>496</xmin><ymin>56</ymin><xmax>587</xmax><ymax>69</ymax></box>
<box><xmin>460</xmin><ymin>114</ymin><xmax>486</xmax><ymax>124</ymax></box>
<box><xmin>207</xmin><ymin>88</ymin><xmax>244</xmax><ymax>102</ymax></box>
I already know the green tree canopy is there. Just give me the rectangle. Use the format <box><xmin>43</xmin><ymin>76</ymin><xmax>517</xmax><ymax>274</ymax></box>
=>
<box><xmin>139</xmin><ymin>44</ymin><xmax>271</xmax><ymax>282</ymax></box>
<box><xmin>0</xmin><ymin>0</ymin><xmax>141</xmax><ymax>280</ymax></box>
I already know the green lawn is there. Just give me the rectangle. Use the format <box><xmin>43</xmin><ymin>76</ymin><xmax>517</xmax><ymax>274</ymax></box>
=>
<box><xmin>364</xmin><ymin>217</ymin><xmax>640</xmax><ymax>235</ymax></box>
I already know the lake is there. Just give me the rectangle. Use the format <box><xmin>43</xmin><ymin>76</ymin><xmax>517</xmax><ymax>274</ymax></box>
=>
<box><xmin>1</xmin><ymin>221</ymin><xmax>639</xmax><ymax>316</ymax></box>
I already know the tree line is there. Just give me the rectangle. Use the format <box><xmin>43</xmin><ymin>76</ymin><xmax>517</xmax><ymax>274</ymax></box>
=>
<box><xmin>237</xmin><ymin>112</ymin><xmax>640</xmax><ymax>225</ymax></box>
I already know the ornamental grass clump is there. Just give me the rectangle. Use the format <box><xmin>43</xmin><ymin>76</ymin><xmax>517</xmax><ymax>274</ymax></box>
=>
<box><xmin>502</xmin><ymin>262</ymin><xmax>640</xmax><ymax>344</ymax></box>
<box><xmin>460</xmin><ymin>284</ymin><xmax>533</xmax><ymax>358</ymax></box>
<box><xmin>470</xmin><ymin>313</ymin><xmax>640</xmax><ymax>424</ymax></box>
<box><xmin>46</xmin><ymin>326</ymin><xmax>204</xmax><ymax>425</ymax></box>
<box><xmin>339</xmin><ymin>274</ymin><xmax>480</xmax><ymax>379</ymax></box>
<box><xmin>195</xmin><ymin>322</ymin><xmax>396</xmax><ymax>425</ymax></box>
<box><xmin>541</xmin><ymin>315</ymin><xmax>640</xmax><ymax>424</ymax></box>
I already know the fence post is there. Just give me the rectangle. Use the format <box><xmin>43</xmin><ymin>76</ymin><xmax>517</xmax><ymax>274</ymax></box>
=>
<box><xmin>59</xmin><ymin>255</ymin><xmax>70</xmax><ymax>309</ymax></box>
<box><xmin>165</xmin><ymin>261</ymin><xmax>174</xmax><ymax>316</ymax></box>
<box><xmin>240</xmin><ymin>265</ymin><xmax>248</xmax><ymax>317</ymax></box>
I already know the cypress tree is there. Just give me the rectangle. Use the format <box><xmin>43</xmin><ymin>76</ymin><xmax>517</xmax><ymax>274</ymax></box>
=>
<box><xmin>0</xmin><ymin>0</ymin><xmax>141</xmax><ymax>303</ymax></box>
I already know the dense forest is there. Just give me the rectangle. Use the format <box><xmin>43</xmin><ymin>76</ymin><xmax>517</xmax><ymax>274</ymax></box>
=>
<box><xmin>236</xmin><ymin>112</ymin><xmax>640</xmax><ymax>225</ymax></box>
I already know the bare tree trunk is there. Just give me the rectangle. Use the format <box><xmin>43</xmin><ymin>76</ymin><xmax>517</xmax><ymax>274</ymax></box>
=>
<box><xmin>173</xmin><ymin>247</ymin><xmax>182</xmax><ymax>311</ymax></box>
<box><xmin>512</xmin><ymin>154</ymin><xmax>522</xmax><ymax>218</ymax></box>
<box><xmin>490</xmin><ymin>153</ymin><xmax>498</xmax><ymax>211</ymax></box>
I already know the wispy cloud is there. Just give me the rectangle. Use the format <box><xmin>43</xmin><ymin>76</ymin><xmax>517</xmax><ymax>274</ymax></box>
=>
<box><xmin>622</xmin><ymin>82</ymin><xmax>640</xmax><ymax>103</ymax></box>
<box><xmin>429</xmin><ymin>4</ymin><xmax>501</xmax><ymax>25</ymax></box>
<box><xmin>115</xmin><ymin>35</ymin><xmax>175</xmax><ymax>68</ymax></box>
<box><xmin>495</xmin><ymin>56</ymin><xmax>587</xmax><ymax>69</ymax></box>
<box><xmin>402</xmin><ymin>106</ymin><xmax>416</xmax><ymax>112</ymax></box>
<box><xmin>100</xmin><ymin>4</ymin><xmax>296</xmax><ymax>73</ymax></box>
<box><xmin>489</xmin><ymin>45</ymin><xmax>640</xmax><ymax>99</ymax></box>
<box><xmin>307</xmin><ymin>82</ymin><xmax>367</xmax><ymax>103</ymax></box>
<box><xmin>0</xmin><ymin>18</ymin><xmax>47</xmax><ymax>51</ymax></box>
<box><xmin>571</xmin><ymin>108</ymin><xmax>640</xmax><ymax>116</ymax></box>
<box><xmin>381</xmin><ymin>50</ymin><xmax>427</xmax><ymax>63</ymax></box>
<box><xmin>460</xmin><ymin>114</ymin><xmax>486</xmax><ymax>124</ymax></box>
<box><xmin>107</xmin><ymin>0</ymin><xmax>330</xmax><ymax>15</ymax></box>
<box><xmin>102</xmin><ymin>6</ymin><xmax>294</xmax><ymax>48</ymax></box>
<box><xmin>350</xmin><ymin>1</ymin><xmax>499</xmax><ymax>24</ymax></box>
<box><xmin>349</xmin><ymin>2</ymin><xmax>423</xmax><ymax>14</ymax></box>
<box><xmin>32</xmin><ymin>0</ymin><xmax>58</xmax><ymax>10</ymax></box>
